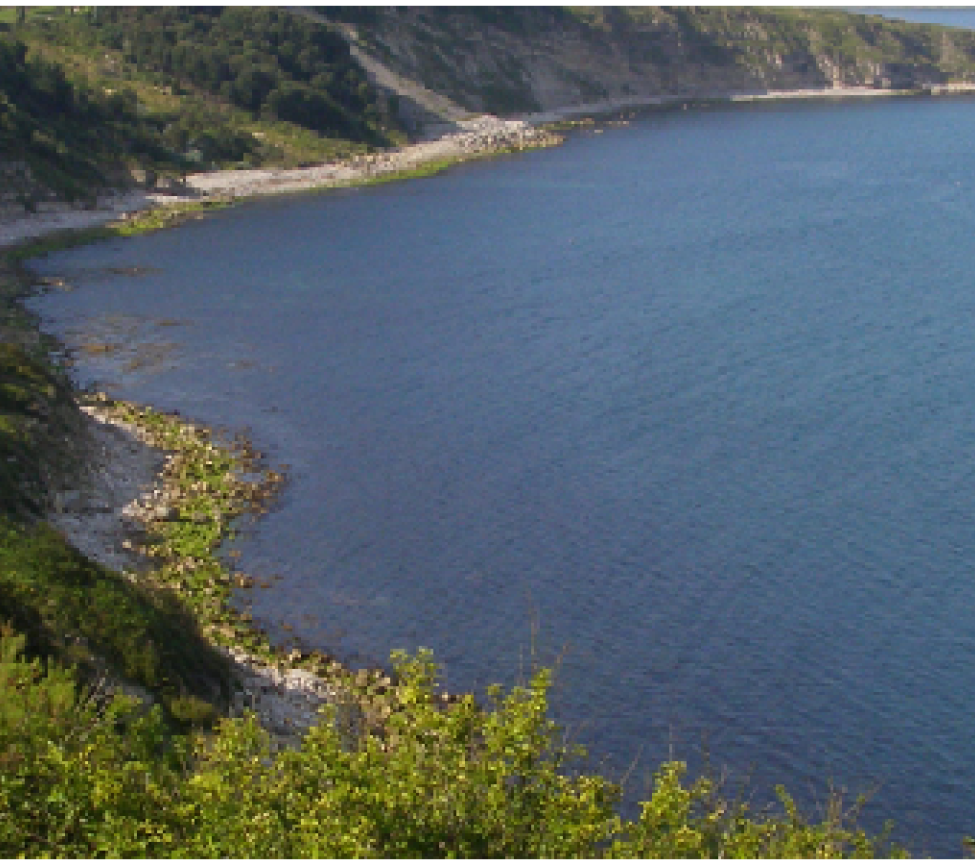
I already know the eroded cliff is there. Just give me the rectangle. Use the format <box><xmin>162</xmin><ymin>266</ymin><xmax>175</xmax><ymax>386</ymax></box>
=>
<box><xmin>317</xmin><ymin>7</ymin><xmax>975</xmax><ymax>121</ymax></box>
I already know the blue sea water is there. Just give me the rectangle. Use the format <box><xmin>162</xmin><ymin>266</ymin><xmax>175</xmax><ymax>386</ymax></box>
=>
<box><xmin>29</xmin><ymin>95</ymin><xmax>975</xmax><ymax>854</ymax></box>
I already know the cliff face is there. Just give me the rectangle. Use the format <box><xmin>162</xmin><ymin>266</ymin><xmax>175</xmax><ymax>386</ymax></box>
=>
<box><xmin>322</xmin><ymin>7</ymin><xmax>975</xmax><ymax>120</ymax></box>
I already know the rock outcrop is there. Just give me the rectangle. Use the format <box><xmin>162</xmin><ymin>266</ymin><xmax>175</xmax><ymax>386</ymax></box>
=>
<box><xmin>315</xmin><ymin>8</ymin><xmax>975</xmax><ymax>124</ymax></box>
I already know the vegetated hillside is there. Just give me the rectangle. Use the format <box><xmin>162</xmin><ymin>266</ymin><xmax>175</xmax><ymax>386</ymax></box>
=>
<box><xmin>4</xmin><ymin>5</ymin><xmax>975</xmax><ymax>202</ymax></box>
<box><xmin>0</xmin><ymin>33</ymin><xmax>177</xmax><ymax>203</ymax></box>
<box><xmin>71</xmin><ymin>7</ymin><xmax>394</xmax><ymax>144</ymax></box>
<box><xmin>319</xmin><ymin>6</ymin><xmax>975</xmax><ymax>115</ymax></box>
<box><xmin>0</xmin><ymin>6</ymin><xmax>404</xmax><ymax>203</ymax></box>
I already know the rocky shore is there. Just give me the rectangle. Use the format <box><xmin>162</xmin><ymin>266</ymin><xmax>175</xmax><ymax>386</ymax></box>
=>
<box><xmin>9</xmin><ymin>82</ymin><xmax>971</xmax><ymax>744</ymax></box>
<box><xmin>3</xmin><ymin>111</ymin><xmax>558</xmax><ymax>746</ymax></box>
<box><xmin>42</xmin><ymin>398</ymin><xmax>342</xmax><ymax>745</ymax></box>
<box><xmin>0</xmin><ymin>115</ymin><xmax>561</xmax><ymax>251</ymax></box>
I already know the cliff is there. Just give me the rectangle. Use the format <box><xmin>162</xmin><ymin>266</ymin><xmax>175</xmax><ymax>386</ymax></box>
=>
<box><xmin>6</xmin><ymin>6</ymin><xmax>975</xmax><ymax>203</ymax></box>
<box><xmin>317</xmin><ymin>7</ymin><xmax>975</xmax><ymax>122</ymax></box>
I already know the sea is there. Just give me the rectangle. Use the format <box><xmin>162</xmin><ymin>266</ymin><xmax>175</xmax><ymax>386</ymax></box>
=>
<box><xmin>28</xmin><ymin>94</ymin><xmax>975</xmax><ymax>855</ymax></box>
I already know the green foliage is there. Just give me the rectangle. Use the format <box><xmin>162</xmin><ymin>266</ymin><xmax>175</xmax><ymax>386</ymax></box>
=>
<box><xmin>156</xmin><ymin>106</ymin><xmax>257</xmax><ymax>166</ymax></box>
<box><xmin>0</xmin><ymin>6</ymin><xmax>404</xmax><ymax>198</ymax></box>
<box><xmin>69</xmin><ymin>7</ymin><xmax>395</xmax><ymax>143</ymax></box>
<box><xmin>0</xmin><ymin>634</ymin><xmax>904</xmax><ymax>857</ymax></box>
<box><xmin>0</xmin><ymin>31</ymin><xmax>179</xmax><ymax>199</ymax></box>
<box><xmin>0</xmin><ymin>335</ymin><xmax>81</xmax><ymax>517</ymax></box>
<box><xmin>0</xmin><ymin>516</ymin><xmax>230</xmax><ymax>726</ymax></box>
<box><xmin>610</xmin><ymin>763</ymin><xmax>901</xmax><ymax>858</ymax></box>
<box><xmin>0</xmin><ymin>625</ymin><xmax>182</xmax><ymax>858</ymax></box>
<box><xmin>163</xmin><ymin>651</ymin><xmax>620</xmax><ymax>857</ymax></box>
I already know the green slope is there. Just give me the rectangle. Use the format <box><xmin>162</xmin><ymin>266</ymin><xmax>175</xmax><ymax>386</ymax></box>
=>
<box><xmin>0</xmin><ymin>6</ymin><xmax>405</xmax><ymax>201</ymax></box>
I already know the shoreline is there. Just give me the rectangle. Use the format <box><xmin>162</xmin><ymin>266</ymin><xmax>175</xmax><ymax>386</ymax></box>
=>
<box><xmin>6</xmin><ymin>82</ymin><xmax>974</xmax><ymax>252</ymax></box>
<box><xmin>520</xmin><ymin>82</ymin><xmax>975</xmax><ymax>123</ymax></box>
<box><xmin>47</xmin><ymin>391</ymin><xmax>368</xmax><ymax>747</ymax></box>
<box><xmin>9</xmin><ymin>81</ymin><xmax>975</xmax><ymax>740</ymax></box>
<box><xmin>0</xmin><ymin>115</ymin><xmax>561</xmax><ymax>252</ymax></box>
<box><xmin>1</xmin><ymin>114</ymin><xmax>558</xmax><ymax>742</ymax></box>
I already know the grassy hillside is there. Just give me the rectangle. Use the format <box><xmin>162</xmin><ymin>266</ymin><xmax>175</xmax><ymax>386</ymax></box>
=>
<box><xmin>0</xmin><ymin>6</ymin><xmax>405</xmax><ymax>202</ymax></box>
<box><xmin>0</xmin><ymin>30</ymin><xmax>176</xmax><ymax>202</ymax></box>
<box><xmin>4</xmin><ymin>5</ymin><xmax>975</xmax><ymax>196</ymax></box>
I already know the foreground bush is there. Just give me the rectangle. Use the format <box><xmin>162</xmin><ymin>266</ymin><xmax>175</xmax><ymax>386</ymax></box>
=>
<box><xmin>0</xmin><ymin>626</ymin><xmax>183</xmax><ymax>857</ymax></box>
<box><xmin>0</xmin><ymin>632</ymin><xmax>902</xmax><ymax>857</ymax></box>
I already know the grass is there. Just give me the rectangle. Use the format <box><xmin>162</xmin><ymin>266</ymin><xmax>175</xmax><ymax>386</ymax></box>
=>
<box><xmin>0</xmin><ymin>515</ymin><xmax>231</xmax><ymax>728</ymax></box>
<box><xmin>14</xmin><ymin>12</ymin><xmax>398</xmax><ymax>172</ymax></box>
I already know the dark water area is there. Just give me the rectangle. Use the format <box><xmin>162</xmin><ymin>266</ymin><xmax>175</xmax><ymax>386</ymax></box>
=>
<box><xmin>29</xmin><ymin>96</ymin><xmax>975</xmax><ymax>854</ymax></box>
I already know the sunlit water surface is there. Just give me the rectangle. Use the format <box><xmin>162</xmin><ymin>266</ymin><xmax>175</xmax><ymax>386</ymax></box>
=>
<box><xmin>30</xmin><ymin>96</ymin><xmax>975</xmax><ymax>854</ymax></box>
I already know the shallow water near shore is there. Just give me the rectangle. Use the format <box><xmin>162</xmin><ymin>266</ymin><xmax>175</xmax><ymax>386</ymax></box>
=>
<box><xmin>29</xmin><ymin>95</ymin><xmax>975</xmax><ymax>854</ymax></box>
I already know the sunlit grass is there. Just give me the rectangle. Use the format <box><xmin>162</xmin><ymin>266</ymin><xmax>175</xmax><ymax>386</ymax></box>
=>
<box><xmin>12</xmin><ymin>15</ymin><xmax>396</xmax><ymax>177</ymax></box>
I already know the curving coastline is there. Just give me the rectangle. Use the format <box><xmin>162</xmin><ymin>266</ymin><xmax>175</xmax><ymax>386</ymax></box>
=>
<box><xmin>10</xmin><ymin>81</ymin><xmax>975</xmax><ymax>744</ymax></box>
<box><xmin>6</xmin><ymin>83</ymin><xmax>973</xmax><ymax>252</ymax></box>
<box><xmin>1</xmin><ymin>111</ymin><xmax>566</xmax><ymax>745</ymax></box>
<box><xmin>0</xmin><ymin>115</ymin><xmax>561</xmax><ymax>252</ymax></box>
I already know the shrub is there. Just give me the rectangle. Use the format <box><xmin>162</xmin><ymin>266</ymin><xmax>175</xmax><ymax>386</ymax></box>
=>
<box><xmin>169</xmin><ymin>649</ymin><xmax>902</xmax><ymax>858</ymax></box>
<box><xmin>0</xmin><ymin>625</ymin><xmax>180</xmax><ymax>857</ymax></box>
<box><xmin>0</xmin><ymin>630</ymin><xmax>905</xmax><ymax>857</ymax></box>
